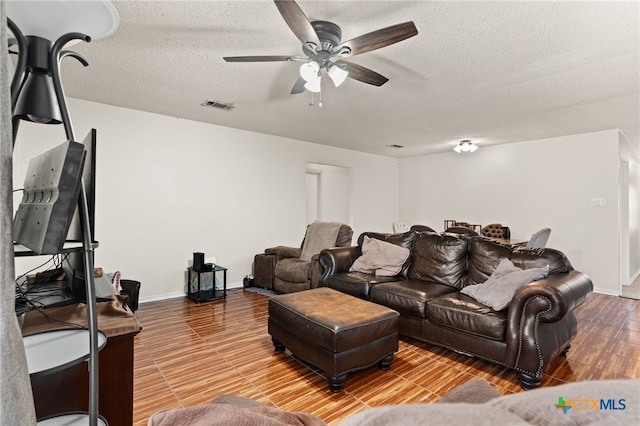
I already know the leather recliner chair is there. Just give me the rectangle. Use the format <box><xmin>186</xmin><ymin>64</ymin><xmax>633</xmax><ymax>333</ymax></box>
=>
<box><xmin>253</xmin><ymin>222</ymin><xmax>353</xmax><ymax>293</ymax></box>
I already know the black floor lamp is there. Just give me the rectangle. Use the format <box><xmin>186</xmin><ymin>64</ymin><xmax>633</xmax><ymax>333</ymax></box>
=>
<box><xmin>7</xmin><ymin>1</ymin><xmax>119</xmax><ymax>425</ymax></box>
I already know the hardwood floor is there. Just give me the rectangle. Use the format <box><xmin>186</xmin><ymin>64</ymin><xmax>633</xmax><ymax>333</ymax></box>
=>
<box><xmin>132</xmin><ymin>289</ymin><xmax>640</xmax><ymax>425</ymax></box>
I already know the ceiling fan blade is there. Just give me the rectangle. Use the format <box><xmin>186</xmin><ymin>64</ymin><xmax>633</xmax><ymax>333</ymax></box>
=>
<box><xmin>291</xmin><ymin>77</ymin><xmax>306</xmax><ymax>94</ymax></box>
<box><xmin>334</xmin><ymin>21</ymin><xmax>418</xmax><ymax>56</ymax></box>
<box><xmin>336</xmin><ymin>60</ymin><xmax>389</xmax><ymax>86</ymax></box>
<box><xmin>223</xmin><ymin>55</ymin><xmax>300</xmax><ymax>62</ymax></box>
<box><xmin>274</xmin><ymin>0</ymin><xmax>321</xmax><ymax>48</ymax></box>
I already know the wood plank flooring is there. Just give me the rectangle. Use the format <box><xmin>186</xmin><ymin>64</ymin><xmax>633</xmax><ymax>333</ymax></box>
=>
<box><xmin>132</xmin><ymin>289</ymin><xmax>640</xmax><ymax>425</ymax></box>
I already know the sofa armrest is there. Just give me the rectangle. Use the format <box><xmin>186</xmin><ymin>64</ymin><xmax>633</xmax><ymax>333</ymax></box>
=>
<box><xmin>505</xmin><ymin>270</ymin><xmax>593</xmax><ymax>376</ymax></box>
<box><xmin>264</xmin><ymin>246</ymin><xmax>302</xmax><ymax>261</ymax></box>
<box><xmin>319</xmin><ymin>246</ymin><xmax>362</xmax><ymax>280</ymax></box>
<box><xmin>508</xmin><ymin>270</ymin><xmax>593</xmax><ymax>325</ymax></box>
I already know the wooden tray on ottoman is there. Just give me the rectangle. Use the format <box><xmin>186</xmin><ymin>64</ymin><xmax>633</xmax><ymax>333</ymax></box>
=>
<box><xmin>268</xmin><ymin>287</ymin><xmax>399</xmax><ymax>392</ymax></box>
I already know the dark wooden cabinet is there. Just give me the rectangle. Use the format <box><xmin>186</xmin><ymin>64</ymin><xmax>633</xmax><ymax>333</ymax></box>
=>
<box><xmin>23</xmin><ymin>299</ymin><xmax>141</xmax><ymax>426</ymax></box>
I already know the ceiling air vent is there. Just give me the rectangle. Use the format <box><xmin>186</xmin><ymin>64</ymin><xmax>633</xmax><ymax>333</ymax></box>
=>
<box><xmin>201</xmin><ymin>100</ymin><xmax>235</xmax><ymax>111</ymax></box>
<box><xmin>387</xmin><ymin>144</ymin><xmax>405</xmax><ymax>148</ymax></box>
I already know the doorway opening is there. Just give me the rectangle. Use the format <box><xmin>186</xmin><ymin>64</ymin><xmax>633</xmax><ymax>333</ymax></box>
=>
<box><xmin>305</xmin><ymin>163</ymin><xmax>352</xmax><ymax>226</ymax></box>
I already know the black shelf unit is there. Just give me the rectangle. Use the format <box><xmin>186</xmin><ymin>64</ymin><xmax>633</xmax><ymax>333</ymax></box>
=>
<box><xmin>14</xmin><ymin>241</ymin><xmax>98</xmax><ymax>256</ymax></box>
<box><xmin>187</xmin><ymin>265</ymin><xmax>227</xmax><ymax>303</ymax></box>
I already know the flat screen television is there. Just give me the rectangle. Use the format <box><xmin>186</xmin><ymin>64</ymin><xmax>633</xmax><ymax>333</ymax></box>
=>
<box><xmin>66</xmin><ymin>128</ymin><xmax>96</xmax><ymax>244</ymax></box>
<box><xmin>62</xmin><ymin>128</ymin><xmax>98</xmax><ymax>303</ymax></box>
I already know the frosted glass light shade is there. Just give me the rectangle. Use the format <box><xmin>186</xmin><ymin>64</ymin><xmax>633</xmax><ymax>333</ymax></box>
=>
<box><xmin>304</xmin><ymin>76</ymin><xmax>322</xmax><ymax>93</ymax></box>
<box><xmin>328</xmin><ymin>65</ymin><xmax>348</xmax><ymax>87</ymax></box>
<box><xmin>299</xmin><ymin>61</ymin><xmax>320</xmax><ymax>82</ymax></box>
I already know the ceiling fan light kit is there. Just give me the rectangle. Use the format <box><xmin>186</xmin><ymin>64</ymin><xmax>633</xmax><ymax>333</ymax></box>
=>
<box><xmin>223</xmin><ymin>0</ymin><xmax>418</xmax><ymax>98</ymax></box>
<box><xmin>453</xmin><ymin>140</ymin><xmax>479</xmax><ymax>153</ymax></box>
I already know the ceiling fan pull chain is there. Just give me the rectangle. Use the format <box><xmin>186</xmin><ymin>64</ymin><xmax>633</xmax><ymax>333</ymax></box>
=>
<box><xmin>309</xmin><ymin>92</ymin><xmax>314</xmax><ymax>107</ymax></box>
<box><xmin>318</xmin><ymin>91</ymin><xmax>323</xmax><ymax>107</ymax></box>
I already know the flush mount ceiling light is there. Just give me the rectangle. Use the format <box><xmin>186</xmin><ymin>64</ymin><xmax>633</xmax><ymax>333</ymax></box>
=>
<box><xmin>453</xmin><ymin>140</ymin><xmax>479</xmax><ymax>153</ymax></box>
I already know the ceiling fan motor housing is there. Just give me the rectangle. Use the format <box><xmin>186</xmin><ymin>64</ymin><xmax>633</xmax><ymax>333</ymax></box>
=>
<box><xmin>304</xmin><ymin>21</ymin><xmax>342</xmax><ymax>55</ymax></box>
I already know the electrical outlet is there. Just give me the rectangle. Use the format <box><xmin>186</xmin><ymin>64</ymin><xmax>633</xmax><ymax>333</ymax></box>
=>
<box><xmin>590</xmin><ymin>198</ymin><xmax>608</xmax><ymax>207</ymax></box>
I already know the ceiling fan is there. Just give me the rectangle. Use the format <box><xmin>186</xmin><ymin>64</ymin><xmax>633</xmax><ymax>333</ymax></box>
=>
<box><xmin>223</xmin><ymin>0</ymin><xmax>418</xmax><ymax>94</ymax></box>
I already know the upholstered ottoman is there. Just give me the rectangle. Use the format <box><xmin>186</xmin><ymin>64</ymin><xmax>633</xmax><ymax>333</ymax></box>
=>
<box><xmin>268</xmin><ymin>287</ymin><xmax>399</xmax><ymax>392</ymax></box>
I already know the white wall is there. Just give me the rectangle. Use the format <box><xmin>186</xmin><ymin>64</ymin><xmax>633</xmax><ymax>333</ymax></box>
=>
<box><xmin>399</xmin><ymin>130</ymin><xmax>623</xmax><ymax>295</ymax></box>
<box><xmin>13</xmin><ymin>98</ymin><xmax>399</xmax><ymax>300</ymax></box>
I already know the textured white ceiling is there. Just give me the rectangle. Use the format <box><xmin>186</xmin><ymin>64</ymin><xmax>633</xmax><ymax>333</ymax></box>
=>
<box><xmin>11</xmin><ymin>0</ymin><xmax>640</xmax><ymax>157</ymax></box>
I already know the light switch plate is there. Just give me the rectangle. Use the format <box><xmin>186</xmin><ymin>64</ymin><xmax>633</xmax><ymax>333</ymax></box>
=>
<box><xmin>591</xmin><ymin>198</ymin><xmax>608</xmax><ymax>207</ymax></box>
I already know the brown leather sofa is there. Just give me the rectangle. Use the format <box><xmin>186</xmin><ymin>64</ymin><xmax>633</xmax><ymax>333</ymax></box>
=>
<box><xmin>319</xmin><ymin>231</ymin><xmax>593</xmax><ymax>389</ymax></box>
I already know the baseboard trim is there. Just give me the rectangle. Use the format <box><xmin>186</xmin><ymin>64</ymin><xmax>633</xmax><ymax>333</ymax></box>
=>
<box><xmin>593</xmin><ymin>288</ymin><xmax>621</xmax><ymax>296</ymax></box>
<box><xmin>139</xmin><ymin>281</ymin><xmax>244</xmax><ymax>304</ymax></box>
